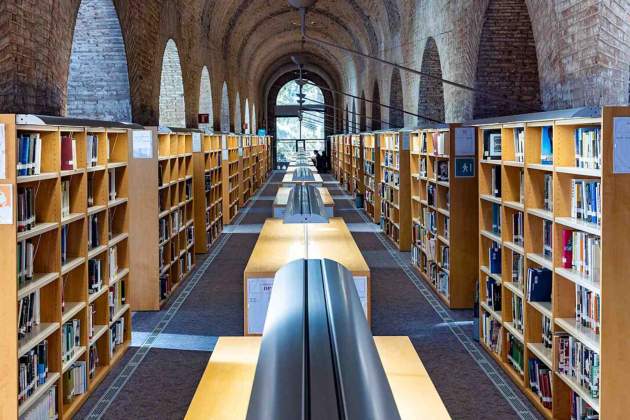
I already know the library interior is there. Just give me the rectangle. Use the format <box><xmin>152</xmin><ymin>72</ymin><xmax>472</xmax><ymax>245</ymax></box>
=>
<box><xmin>2</xmin><ymin>0</ymin><xmax>630</xmax><ymax>419</ymax></box>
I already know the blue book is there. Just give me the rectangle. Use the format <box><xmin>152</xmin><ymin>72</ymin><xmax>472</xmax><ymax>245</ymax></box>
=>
<box><xmin>527</xmin><ymin>268</ymin><xmax>552</xmax><ymax>302</ymax></box>
<box><xmin>19</xmin><ymin>134</ymin><xmax>29</xmax><ymax>176</ymax></box>
<box><xmin>489</xmin><ymin>244</ymin><xmax>501</xmax><ymax>274</ymax></box>
<box><xmin>540</xmin><ymin>127</ymin><xmax>553</xmax><ymax>165</ymax></box>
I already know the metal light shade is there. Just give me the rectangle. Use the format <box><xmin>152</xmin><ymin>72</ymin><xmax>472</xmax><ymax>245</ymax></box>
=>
<box><xmin>283</xmin><ymin>183</ymin><xmax>328</xmax><ymax>224</ymax></box>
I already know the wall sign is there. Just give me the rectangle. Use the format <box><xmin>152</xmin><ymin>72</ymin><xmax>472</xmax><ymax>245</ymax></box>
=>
<box><xmin>613</xmin><ymin>117</ymin><xmax>630</xmax><ymax>173</ymax></box>
<box><xmin>455</xmin><ymin>157</ymin><xmax>475</xmax><ymax>177</ymax></box>
<box><xmin>132</xmin><ymin>130</ymin><xmax>153</xmax><ymax>159</ymax></box>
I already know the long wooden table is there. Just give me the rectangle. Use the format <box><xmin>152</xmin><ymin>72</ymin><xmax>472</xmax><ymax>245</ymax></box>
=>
<box><xmin>281</xmin><ymin>171</ymin><xmax>323</xmax><ymax>186</ymax></box>
<box><xmin>185</xmin><ymin>336</ymin><xmax>450</xmax><ymax>420</ymax></box>
<box><xmin>243</xmin><ymin>217</ymin><xmax>369</xmax><ymax>335</ymax></box>
<box><xmin>272</xmin><ymin>186</ymin><xmax>334</xmax><ymax>218</ymax></box>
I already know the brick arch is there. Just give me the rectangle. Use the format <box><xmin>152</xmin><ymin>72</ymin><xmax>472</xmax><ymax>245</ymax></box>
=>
<box><xmin>473</xmin><ymin>0</ymin><xmax>542</xmax><ymax>119</ymax></box>
<box><xmin>220</xmin><ymin>82</ymin><xmax>230</xmax><ymax>132</ymax></box>
<box><xmin>389</xmin><ymin>68</ymin><xmax>404</xmax><ymax>128</ymax></box>
<box><xmin>158</xmin><ymin>39</ymin><xmax>185</xmax><ymax>127</ymax></box>
<box><xmin>372</xmin><ymin>80</ymin><xmax>381</xmax><ymax>130</ymax></box>
<box><xmin>199</xmin><ymin>66</ymin><xmax>213</xmax><ymax>130</ymax></box>
<box><xmin>417</xmin><ymin>37</ymin><xmax>444</xmax><ymax>125</ymax></box>
<box><xmin>360</xmin><ymin>91</ymin><xmax>367</xmax><ymax>132</ymax></box>
<box><xmin>67</xmin><ymin>0</ymin><xmax>131</xmax><ymax>122</ymax></box>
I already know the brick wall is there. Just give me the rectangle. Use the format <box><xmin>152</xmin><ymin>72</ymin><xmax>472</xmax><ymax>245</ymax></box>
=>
<box><xmin>417</xmin><ymin>37</ymin><xmax>445</xmax><ymax>125</ymax></box>
<box><xmin>67</xmin><ymin>0</ymin><xmax>132</xmax><ymax>122</ymax></box>
<box><xmin>220</xmin><ymin>82</ymin><xmax>230</xmax><ymax>132</ymax></box>
<box><xmin>199</xmin><ymin>66</ymin><xmax>213</xmax><ymax>130</ymax></box>
<box><xmin>389</xmin><ymin>68</ymin><xmax>404</xmax><ymax>128</ymax></box>
<box><xmin>158</xmin><ymin>39</ymin><xmax>186</xmax><ymax>127</ymax></box>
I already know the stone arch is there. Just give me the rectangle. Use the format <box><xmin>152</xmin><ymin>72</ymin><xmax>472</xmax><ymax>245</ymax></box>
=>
<box><xmin>198</xmin><ymin>66</ymin><xmax>213</xmax><ymax>130</ymax></box>
<box><xmin>372</xmin><ymin>80</ymin><xmax>381</xmax><ymax>131</ymax></box>
<box><xmin>66</xmin><ymin>0</ymin><xmax>131</xmax><ymax>121</ymax></box>
<box><xmin>220</xmin><ymin>82</ymin><xmax>230</xmax><ymax>132</ymax></box>
<box><xmin>360</xmin><ymin>91</ymin><xmax>367</xmax><ymax>132</ymax></box>
<box><xmin>234</xmin><ymin>92</ymin><xmax>242</xmax><ymax>133</ymax></box>
<box><xmin>473</xmin><ymin>0</ymin><xmax>541</xmax><ymax>119</ymax></box>
<box><xmin>389</xmin><ymin>68</ymin><xmax>404</xmax><ymax>128</ymax></box>
<box><xmin>244</xmin><ymin>98</ymin><xmax>251</xmax><ymax>134</ymax></box>
<box><xmin>417</xmin><ymin>37</ymin><xmax>445</xmax><ymax>125</ymax></box>
<box><xmin>158</xmin><ymin>39</ymin><xmax>185</xmax><ymax>127</ymax></box>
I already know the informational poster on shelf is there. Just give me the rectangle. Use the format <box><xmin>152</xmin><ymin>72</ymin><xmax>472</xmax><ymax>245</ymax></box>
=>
<box><xmin>132</xmin><ymin>130</ymin><xmax>153</xmax><ymax>159</ymax></box>
<box><xmin>247</xmin><ymin>277</ymin><xmax>274</xmax><ymax>334</ymax></box>
<box><xmin>192</xmin><ymin>132</ymin><xmax>202</xmax><ymax>153</ymax></box>
<box><xmin>0</xmin><ymin>184</ymin><xmax>13</xmax><ymax>224</ymax></box>
<box><xmin>0</xmin><ymin>123</ymin><xmax>5</xmax><ymax>179</ymax></box>
<box><xmin>455</xmin><ymin>127</ymin><xmax>475</xmax><ymax>156</ymax></box>
<box><xmin>613</xmin><ymin>117</ymin><xmax>630</xmax><ymax>173</ymax></box>
<box><xmin>353</xmin><ymin>276</ymin><xmax>368</xmax><ymax>317</ymax></box>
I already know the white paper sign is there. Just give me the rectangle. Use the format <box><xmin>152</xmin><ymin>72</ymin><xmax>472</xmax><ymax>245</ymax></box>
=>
<box><xmin>455</xmin><ymin>127</ymin><xmax>475</xmax><ymax>156</ymax></box>
<box><xmin>353</xmin><ymin>276</ymin><xmax>368</xmax><ymax>317</ymax></box>
<box><xmin>0</xmin><ymin>124</ymin><xmax>5</xmax><ymax>179</ymax></box>
<box><xmin>613</xmin><ymin>117</ymin><xmax>630</xmax><ymax>173</ymax></box>
<box><xmin>247</xmin><ymin>277</ymin><xmax>275</xmax><ymax>334</ymax></box>
<box><xmin>0</xmin><ymin>184</ymin><xmax>13</xmax><ymax>224</ymax></box>
<box><xmin>192</xmin><ymin>132</ymin><xmax>201</xmax><ymax>153</ymax></box>
<box><xmin>132</xmin><ymin>130</ymin><xmax>153</xmax><ymax>159</ymax></box>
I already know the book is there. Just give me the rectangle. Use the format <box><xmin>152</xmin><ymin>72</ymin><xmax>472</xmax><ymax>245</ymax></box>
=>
<box><xmin>513</xmin><ymin>128</ymin><xmax>524</xmax><ymax>162</ymax></box>
<box><xmin>571</xmin><ymin>179</ymin><xmax>601</xmax><ymax>225</ymax></box>
<box><xmin>17</xmin><ymin>133</ymin><xmax>42</xmax><ymax>176</ymax></box>
<box><xmin>491</xmin><ymin>166</ymin><xmax>501</xmax><ymax>197</ymax></box>
<box><xmin>17</xmin><ymin>187</ymin><xmax>35</xmax><ymax>232</ymax></box>
<box><xmin>543</xmin><ymin>174</ymin><xmax>553</xmax><ymax>211</ymax></box>
<box><xmin>61</xmin><ymin>135</ymin><xmax>76</xmax><ymax>171</ymax></box>
<box><xmin>61</xmin><ymin>180</ymin><xmax>70</xmax><ymax>218</ymax></box>
<box><xmin>18</xmin><ymin>340</ymin><xmax>48</xmax><ymax>404</ymax></box>
<box><xmin>511</xmin><ymin>252</ymin><xmax>524</xmax><ymax>285</ymax></box>
<box><xmin>513</xmin><ymin>211</ymin><xmax>524</xmax><ymax>245</ymax></box>
<box><xmin>17</xmin><ymin>239</ymin><xmax>34</xmax><ymax>288</ymax></box>
<box><xmin>486</xmin><ymin>277</ymin><xmax>501</xmax><ymax>311</ymax></box>
<box><xmin>540</xmin><ymin>126</ymin><xmax>553</xmax><ymax>165</ymax></box>
<box><xmin>574</xmin><ymin>127</ymin><xmax>601</xmax><ymax>169</ymax></box>
<box><xmin>507</xmin><ymin>333</ymin><xmax>524</xmax><ymax>374</ymax></box>
<box><xmin>512</xmin><ymin>294</ymin><xmax>524</xmax><ymax>332</ymax></box>
<box><xmin>556</xmin><ymin>333</ymin><xmax>600</xmax><ymax>399</ymax></box>
<box><xmin>61</xmin><ymin>224</ymin><xmax>68</xmax><ymax>265</ymax></box>
<box><xmin>482</xmin><ymin>312</ymin><xmax>502</xmax><ymax>354</ymax></box>
<box><xmin>543</xmin><ymin>220</ymin><xmax>553</xmax><ymax>258</ymax></box>
<box><xmin>528</xmin><ymin>358</ymin><xmax>552</xmax><ymax>408</ymax></box>
<box><xmin>489</xmin><ymin>243</ymin><xmax>501</xmax><ymax>274</ymax></box>
<box><xmin>87</xmin><ymin>134</ymin><xmax>98</xmax><ymax>167</ymax></box>
<box><xmin>492</xmin><ymin>203</ymin><xmax>501</xmax><ymax>234</ymax></box>
<box><xmin>576</xmin><ymin>285</ymin><xmax>600</xmax><ymax>334</ymax></box>
<box><xmin>109</xmin><ymin>168</ymin><xmax>117</xmax><ymax>201</ymax></box>
<box><xmin>527</xmin><ymin>268</ymin><xmax>552</xmax><ymax>302</ymax></box>
<box><xmin>483</xmin><ymin>130</ymin><xmax>502</xmax><ymax>160</ymax></box>
<box><xmin>437</xmin><ymin>160</ymin><xmax>448</xmax><ymax>181</ymax></box>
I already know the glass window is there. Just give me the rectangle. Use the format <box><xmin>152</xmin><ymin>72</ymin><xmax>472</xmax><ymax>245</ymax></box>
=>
<box><xmin>276</xmin><ymin>113</ymin><xmax>324</xmax><ymax>140</ymax></box>
<box><xmin>276</xmin><ymin>80</ymin><xmax>324</xmax><ymax>106</ymax></box>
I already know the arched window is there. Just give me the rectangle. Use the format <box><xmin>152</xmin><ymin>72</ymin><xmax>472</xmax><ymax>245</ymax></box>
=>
<box><xmin>418</xmin><ymin>38</ymin><xmax>445</xmax><ymax>125</ymax></box>
<box><xmin>389</xmin><ymin>68</ymin><xmax>404</xmax><ymax>128</ymax></box>
<box><xmin>220</xmin><ymin>82</ymin><xmax>230</xmax><ymax>132</ymax></box>
<box><xmin>234</xmin><ymin>92</ymin><xmax>242</xmax><ymax>134</ymax></box>
<box><xmin>199</xmin><ymin>66</ymin><xmax>213</xmax><ymax>130</ymax></box>
<box><xmin>158</xmin><ymin>39</ymin><xmax>186</xmax><ymax>127</ymax></box>
<box><xmin>274</xmin><ymin>79</ymin><xmax>326</xmax><ymax>166</ymax></box>
<box><xmin>67</xmin><ymin>0</ymin><xmax>131</xmax><ymax>121</ymax></box>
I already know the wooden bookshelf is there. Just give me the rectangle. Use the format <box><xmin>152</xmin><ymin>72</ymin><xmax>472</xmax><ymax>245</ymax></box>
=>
<box><xmin>342</xmin><ymin>134</ymin><xmax>353</xmax><ymax>193</ymax></box>
<box><xmin>330</xmin><ymin>134</ymin><xmax>341</xmax><ymax>181</ymax></box>
<box><xmin>193</xmin><ymin>133</ymin><xmax>223</xmax><ymax>254</ymax></box>
<box><xmin>222</xmin><ymin>134</ymin><xmax>240</xmax><ymax>224</ymax></box>
<box><xmin>351</xmin><ymin>134</ymin><xmax>364</xmax><ymax>201</ymax></box>
<box><xmin>474</xmin><ymin>106</ymin><xmax>630</xmax><ymax>419</ymax></box>
<box><xmin>129</xmin><ymin>127</ymin><xmax>195</xmax><ymax>311</ymax></box>
<box><xmin>0</xmin><ymin>114</ymin><xmax>133</xmax><ymax>419</ymax></box>
<box><xmin>362</xmin><ymin>132</ymin><xmax>381</xmax><ymax>223</ymax></box>
<box><xmin>239</xmin><ymin>135</ymin><xmax>253</xmax><ymax>206</ymax></box>
<box><xmin>379</xmin><ymin>130</ymin><xmax>412</xmax><ymax>251</ymax></box>
<box><xmin>409</xmin><ymin>125</ymin><xmax>479</xmax><ymax>308</ymax></box>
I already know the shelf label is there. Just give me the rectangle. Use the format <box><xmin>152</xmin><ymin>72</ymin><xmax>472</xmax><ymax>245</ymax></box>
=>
<box><xmin>192</xmin><ymin>132</ymin><xmax>202</xmax><ymax>153</ymax></box>
<box><xmin>353</xmin><ymin>276</ymin><xmax>369</xmax><ymax>316</ymax></box>
<box><xmin>613</xmin><ymin>117</ymin><xmax>630</xmax><ymax>173</ymax></box>
<box><xmin>0</xmin><ymin>123</ymin><xmax>5</xmax><ymax>179</ymax></box>
<box><xmin>455</xmin><ymin>127</ymin><xmax>476</xmax><ymax>156</ymax></box>
<box><xmin>0</xmin><ymin>184</ymin><xmax>13</xmax><ymax>224</ymax></box>
<box><xmin>247</xmin><ymin>277</ymin><xmax>274</xmax><ymax>335</ymax></box>
<box><xmin>132</xmin><ymin>130</ymin><xmax>153</xmax><ymax>159</ymax></box>
<box><xmin>455</xmin><ymin>157</ymin><xmax>475</xmax><ymax>177</ymax></box>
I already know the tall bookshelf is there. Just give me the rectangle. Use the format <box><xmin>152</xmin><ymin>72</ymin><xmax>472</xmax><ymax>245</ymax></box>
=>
<box><xmin>474</xmin><ymin>107</ymin><xmax>630</xmax><ymax>419</ymax></box>
<box><xmin>251</xmin><ymin>136</ymin><xmax>262</xmax><ymax>191</ymax></box>
<box><xmin>222</xmin><ymin>134</ymin><xmax>240</xmax><ymax>224</ymax></box>
<box><xmin>129</xmin><ymin>127</ymin><xmax>195</xmax><ymax>311</ymax></box>
<box><xmin>239</xmin><ymin>135</ymin><xmax>252</xmax><ymax>206</ymax></box>
<box><xmin>0</xmin><ymin>115</ymin><xmax>133</xmax><ymax>419</ymax></box>
<box><xmin>351</xmin><ymin>134</ymin><xmax>364</xmax><ymax>201</ymax></box>
<box><xmin>342</xmin><ymin>134</ymin><xmax>353</xmax><ymax>193</ymax></box>
<box><xmin>379</xmin><ymin>130</ymin><xmax>411</xmax><ymax>251</ymax></box>
<box><xmin>409</xmin><ymin>126</ymin><xmax>479</xmax><ymax>308</ymax></box>
<box><xmin>193</xmin><ymin>133</ymin><xmax>223</xmax><ymax>254</ymax></box>
<box><xmin>362</xmin><ymin>132</ymin><xmax>381</xmax><ymax>223</ymax></box>
<box><xmin>331</xmin><ymin>134</ymin><xmax>341</xmax><ymax>180</ymax></box>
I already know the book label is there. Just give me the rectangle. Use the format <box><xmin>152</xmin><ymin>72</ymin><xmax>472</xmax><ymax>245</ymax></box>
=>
<box><xmin>132</xmin><ymin>130</ymin><xmax>153</xmax><ymax>159</ymax></box>
<box><xmin>455</xmin><ymin>127</ymin><xmax>475</xmax><ymax>156</ymax></box>
<box><xmin>192</xmin><ymin>132</ymin><xmax>201</xmax><ymax>153</ymax></box>
<box><xmin>0</xmin><ymin>184</ymin><xmax>13</xmax><ymax>224</ymax></box>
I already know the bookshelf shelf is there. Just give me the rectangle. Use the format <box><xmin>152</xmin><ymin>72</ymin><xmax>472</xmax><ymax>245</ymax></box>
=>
<box><xmin>361</xmin><ymin>133</ymin><xmax>381</xmax><ymax>222</ymax></box>
<box><xmin>410</xmin><ymin>126</ymin><xmax>478</xmax><ymax>308</ymax></box>
<box><xmin>222</xmin><ymin>134</ymin><xmax>241</xmax><ymax>224</ymax></box>
<box><xmin>18</xmin><ymin>372</ymin><xmax>60</xmax><ymax>417</ymax></box>
<box><xmin>474</xmin><ymin>106</ymin><xmax>630</xmax><ymax>419</ymax></box>
<box><xmin>351</xmin><ymin>134</ymin><xmax>364</xmax><ymax>200</ymax></box>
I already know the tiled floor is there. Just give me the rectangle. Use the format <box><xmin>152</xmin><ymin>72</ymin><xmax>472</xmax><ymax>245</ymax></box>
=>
<box><xmin>75</xmin><ymin>171</ymin><xmax>541</xmax><ymax>420</ymax></box>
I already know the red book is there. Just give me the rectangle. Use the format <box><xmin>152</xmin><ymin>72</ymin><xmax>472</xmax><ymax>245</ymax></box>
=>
<box><xmin>561</xmin><ymin>229</ymin><xmax>572</xmax><ymax>269</ymax></box>
<box><xmin>61</xmin><ymin>135</ymin><xmax>74</xmax><ymax>170</ymax></box>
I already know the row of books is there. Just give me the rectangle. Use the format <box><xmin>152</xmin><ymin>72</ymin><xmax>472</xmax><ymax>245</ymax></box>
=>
<box><xmin>543</xmin><ymin>220</ymin><xmax>553</xmax><ymax>259</ymax></box>
<box><xmin>382</xmin><ymin>150</ymin><xmax>399</xmax><ymax>168</ymax></box>
<box><xmin>574</xmin><ymin>127</ymin><xmax>601</xmax><ymax>170</ymax></box>
<box><xmin>17</xmin><ymin>239</ymin><xmax>34</xmax><ymax>288</ymax></box>
<box><xmin>571</xmin><ymin>180</ymin><xmax>601</xmax><ymax>225</ymax></box>
<box><xmin>512</xmin><ymin>294</ymin><xmax>524</xmax><ymax>333</ymax></box>
<box><xmin>63</xmin><ymin>361</ymin><xmax>87</xmax><ymax>403</ymax></box>
<box><xmin>17</xmin><ymin>187</ymin><xmax>36</xmax><ymax>232</ymax></box>
<box><xmin>436</xmin><ymin>160</ymin><xmax>448</xmax><ymax>181</ymax></box>
<box><xmin>513</xmin><ymin>128</ymin><xmax>525</xmax><ymax>163</ymax></box>
<box><xmin>528</xmin><ymin>358</ymin><xmax>552</xmax><ymax>409</ymax></box>
<box><xmin>88</xmin><ymin>214</ymin><xmax>100</xmax><ymax>250</ymax></box>
<box><xmin>380</xmin><ymin>184</ymin><xmax>397</xmax><ymax>204</ymax></box>
<box><xmin>61</xmin><ymin>319</ymin><xmax>81</xmax><ymax>365</ymax></box>
<box><xmin>512</xmin><ymin>252</ymin><xmax>524</xmax><ymax>285</ymax></box>
<box><xmin>21</xmin><ymin>386</ymin><xmax>56</xmax><ymax>420</ymax></box>
<box><xmin>482</xmin><ymin>313</ymin><xmax>502</xmax><ymax>354</ymax></box>
<box><xmin>422</xmin><ymin>209</ymin><xmax>437</xmax><ymax>234</ymax></box>
<box><xmin>18</xmin><ymin>291</ymin><xmax>40</xmax><ymax>340</ymax></box>
<box><xmin>576</xmin><ymin>285</ymin><xmax>600</xmax><ymax>334</ymax></box>
<box><xmin>427</xmin><ymin>184</ymin><xmax>435</xmax><ymax>206</ymax></box>
<box><xmin>62</xmin><ymin>179</ymin><xmax>71</xmax><ymax>217</ymax></box>
<box><xmin>110</xmin><ymin>319</ymin><xmax>125</xmax><ymax>358</ymax></box>
<box><xmin>507</xmin><ymin>333</ymin><xmax>524</xmax><ymax>375</ymax></box>
<box><xmin>382</xmin><ymin>168</ymin><xmax>400</xmax><ymax>186</ymax></box>
<box><xmin>543</xmin><ymin>173</ymin><xmax>553</xmax><ymax>211</ymax></box>
<box><xmin>491</xmin><ymin>166</ymin><xmax>501</xmax><ymax>197</ymax></box>
<box><xmin>89</xmin><ymin>344</ymin><xmax>100</xmax><ymax>378</ymax></box>
<box><xmin>108</xmin><ymin>281</ymin><xmax>126</xmax><ymax>321</ymax></box>
<box><xmin>17</xmin><ymin>133</ymin><xmax>43</xmax><ymax>176</ymax></box>
<box><xmin>485</xmin><ymin>277</ymin><xmax>501</xmax><ymax>311</ymax></box>
<box><xmin>18</xmin><ymin>340</ymin><xmax>48</xmax><ymax>404</ymax></box>
<box><xmin>512</xmin><ymin>211</ymin><xmax>524</xmax><ymax>246</ymax></box>
<box><xmin>488</xmin><ymin>242</ymin><xmax>501</xmax><ymax>274</ymax></box>
<box><xmin>542</xmin><ymin>315</ymin><xmax>552</xmax><ymax>348</ymax></box>
<box><xmin>556</xmin><ymin>333</ymin><xmax>600</xmax><ymax>399</ymax></box>
<box><xmin>86</xmin><ymin>134</ymin><xmax>99</xmax><ymax>167</ymax></box>
<box><xmin>418</xmin><ymin>156</ymin><xmax>426</xmax><ymax>177</ymax></box>
<box><xmin>571</xmin><ymin>391</ymin><xmax>598</xmax><ymax>420</ymax></box>
<box><xmin>562</xmin><ymin>229</ymin><xmax>601</xmax><ymax>281</ymax></box>
<box><xmin>484</xmin><ymin>127</ymin><xmax>553</xmax><ymax>164</ymax></box>
<box><xmin>88</xmin><ymin>259</ymin><xmax>103</xmax><ymax>294</ymax></box>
